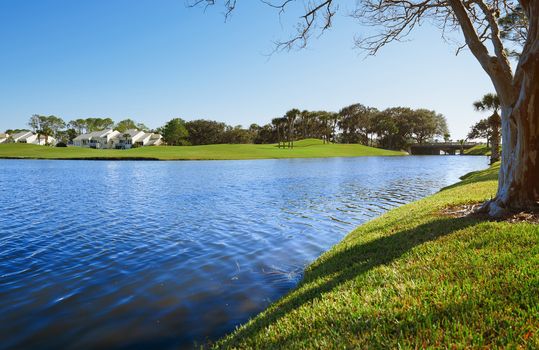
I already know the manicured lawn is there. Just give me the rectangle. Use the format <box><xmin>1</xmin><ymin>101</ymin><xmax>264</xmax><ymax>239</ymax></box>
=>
<box><xmin>0</xmin><ymin>139</ymin><xmax>404</xmax><ymax>160</ymax></box>
<box><xmin>214</xmin><ymin>163</ymin><xmax>538</xmax><ymax>349</ymax></box>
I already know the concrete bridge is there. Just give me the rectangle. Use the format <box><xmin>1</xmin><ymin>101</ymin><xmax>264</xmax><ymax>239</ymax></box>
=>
<box><xmin>409</xmin><ymin>142</ymin><xmax>479</xmax><ymax>155</ymax></box>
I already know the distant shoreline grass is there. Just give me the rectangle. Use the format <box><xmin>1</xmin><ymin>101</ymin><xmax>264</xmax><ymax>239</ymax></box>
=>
<box><xmin>0</xmin><ymin>139</ymin><xmax>405</xmax><ymax>161</ymax></box>
<box><xmin>464</xmin><ymin>144</ymin><xmax>495</xmax><ymax>156</ymax></box>
<box><xmin>213</xmin><ymin>163</ymin><xmax>539</xmax><ymax>349</ymax></box>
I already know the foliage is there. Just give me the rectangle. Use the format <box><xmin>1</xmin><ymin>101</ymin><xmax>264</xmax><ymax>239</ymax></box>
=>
<box><xmin>468</xmin><ymin>119</ymin><xmax>492</xmax><ymax>145</ymax></box>
<box><xmin>55</xmin><ymin>128</ymin><xmax>79</xmax><ymax>144</ymax></box>
<box><xmin>28</xmin><ymin>115</ymin><xmax>66</xmax><ymax>144</ymax></box>
<box><xmin>498</xmin><ymin>5</ymin><xmax>528</xmax><ymax>58</ymax></box>
<box><xmin>115</xmin><ymin>118</ymin><xmax>140</xmax><ymax>133</ymax></box>
<box><xmin>338</xmin><ymin>104</ymin><xmax>377</xmax><ymax>145</ymax></box>
<box><xmin>222</xmin><ymin>125</ymin><xmax>254</xmax><ymax>144</ymax></box>
<box><xmin>161</xmin><ymin>118</ymin><xmax>189</xmax><ymax>146</ymax></box>
<box><xmin>5</xmin><ymin>129</ymin><xmax>30</xmax><ymax>134</ymax></box>
<box><xmin>373</xmin><ymin>107</ymin><xmax>448</xmax><ymax>150</ymax></box>
<box><xmin>69</xmin><ymin>118</ymin><xmax>114</xmax><ymax>134</ymax></box>
<box><xmin>212</xmin><ymin>163</ymin><xmax>539</xmax><ymax>349</ymax></box>
<box><xmin>472</xmin><ymin>93</ymin><xmax>502</xmax><ymax>163</ymax></box>
<box><xmin>185</xmin><ymin>119</ymin><xmax>227</xmax><ymax>145</ymax></box>
<box><xmin>251</xmin><ymin>123</ymin><xmax>277</xmax><ymax>144</ymax></box>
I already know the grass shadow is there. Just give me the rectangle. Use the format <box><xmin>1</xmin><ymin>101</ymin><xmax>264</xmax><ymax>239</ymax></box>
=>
<box><xmin>218</xmin><ymin>216</ymin><xmax>481</xmax><ymax>347</ymax></box>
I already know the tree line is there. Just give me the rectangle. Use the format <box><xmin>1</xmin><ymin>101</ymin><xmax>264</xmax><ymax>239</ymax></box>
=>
<box><xmin>159</xmin><ymin>105</ymin><xmax>449</xmax><ymax>150</ymax></box>
<box><xmin>6</xmin><ymin>105</ymin><xmax>449</xmax><ymax>150</ymax></box>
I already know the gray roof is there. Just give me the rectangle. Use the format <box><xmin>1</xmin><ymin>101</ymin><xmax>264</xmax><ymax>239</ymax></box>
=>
<box><xmin>73</xmin><ymin>129</ymin><xmax>114</xmax><ymax>141</ymax></box>
<box><xmin>121</xmin><ymin>129</ymin><xmax>144</xmax><ymax>137</ymax></box>
<box><xmin>12</xmin><ymin>131</ymin><xmax>33</xmax><ymax>139</ymax></box>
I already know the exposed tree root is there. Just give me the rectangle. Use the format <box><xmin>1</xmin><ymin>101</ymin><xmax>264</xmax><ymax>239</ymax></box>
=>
<box><xmin>441</xmin><ymin>201</ymin><xmax>539</xmax><ymax>224</ymax></box>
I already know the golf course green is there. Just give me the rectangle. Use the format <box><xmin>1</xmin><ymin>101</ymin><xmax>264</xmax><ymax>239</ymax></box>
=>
<box><xmin>0</xmin><ymin>139</ymin><xmax>404</xmax><ymax>160</ymax></box>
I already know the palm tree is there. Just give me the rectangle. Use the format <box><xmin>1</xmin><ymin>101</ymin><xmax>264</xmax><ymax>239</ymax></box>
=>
<box><xmin>271</xmin><ymin>118</ymin><xmax>284</xmax><ymax>149</ymax></box>
<box><xmin>285</xmin><ymin>109</ymin><xmax>299</xmax><ymax>149</ymax></box>
<box><xmin>474</xmin><ymin>93</ymin><xmax>501</xmax><ymax>164</ymax></box>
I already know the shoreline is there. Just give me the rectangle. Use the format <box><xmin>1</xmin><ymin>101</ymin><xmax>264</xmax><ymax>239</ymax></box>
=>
<box><xmin>0</xmin><ymin>141</ymin><xmax>406</xmax><ymax>161</ymax></box>
<box><xmin>212</xmin><ymin>162</ymin><xmax>539</xmax><ymax>349</ymax></box>
<box><xmin>0</xmin><ymin>154</ymin><xmax>409</xmax><ymax>162</ymax></box>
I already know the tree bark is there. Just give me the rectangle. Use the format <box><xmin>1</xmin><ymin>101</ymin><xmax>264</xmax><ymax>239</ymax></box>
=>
<box><xmin>483</xmin><ymin>11</ymin><xmax>539</xmax><ymax>216</ymax></box>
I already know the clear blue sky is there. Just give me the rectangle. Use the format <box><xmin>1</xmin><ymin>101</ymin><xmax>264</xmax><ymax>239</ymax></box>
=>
<box><xmin>0</xmin><ymin>0</ymin><xmax>495</xmax><ymax>139</ymax></box>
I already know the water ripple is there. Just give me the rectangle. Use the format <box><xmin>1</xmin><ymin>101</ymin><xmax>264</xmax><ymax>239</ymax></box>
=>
<box><xmin>0</xmin><ymin>156</ymin><xmax>488</xmax><ymax>349</ymax></box>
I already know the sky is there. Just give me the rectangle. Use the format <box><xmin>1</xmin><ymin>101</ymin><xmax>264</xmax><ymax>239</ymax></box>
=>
<box><xmin>0</xmin><ymin>0</ymin><xmax>497</xmax><ymax>139</ymax></box>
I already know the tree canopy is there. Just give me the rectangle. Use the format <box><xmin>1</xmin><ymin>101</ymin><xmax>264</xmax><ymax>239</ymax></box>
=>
<box><xmin>161</xmin><ymin>118</ymin><xmax>189</xmax><ymax>146</ymax></box>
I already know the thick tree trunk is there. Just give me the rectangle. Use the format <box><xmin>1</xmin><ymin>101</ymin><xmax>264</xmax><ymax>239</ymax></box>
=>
<box><xmin>484</xmin><ymin>48</ymin><xmax>539</xmax><ymax>216</ymax></box>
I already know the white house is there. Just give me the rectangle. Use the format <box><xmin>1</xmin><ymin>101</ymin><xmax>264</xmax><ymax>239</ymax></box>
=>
<box><xmin>34</xmin><ymin>135</ymin><xmax>57</xmax><ymax>146</ymax></box>
<box><xmin>0</xmin><ymin>133</ymin><xmax>9</xmax><ymax>144</ymax></box>
<box><xmin>11</xmin><ymin>131</ymin><xmax>37</xmax><ymax>144</ymax></box>
<box><xmin>73</xmin><ymin>129</ymin><xmax>120</xmax><ymax>149</ymax></box>
<box><xmin>8</xmin><ymin>131</ymin><xmax>56</xmax><ymax>145</ymax></box>
<box><xmin>113</xmin><ymin>129</ymin><xmax>163</xmax><ymax>149</ymax></box>
<box><xmin>9</xmin><ymin>131</ymin><xmax>56</xmax><ymax>145</ymax></box>
<box><xmin>146</xmin><ymin>133</ymin><xmax>163</xmax><ymax>146</ymax></box>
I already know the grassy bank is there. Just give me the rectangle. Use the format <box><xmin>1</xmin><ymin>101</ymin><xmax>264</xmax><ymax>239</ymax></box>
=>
<box><xmin>464</xmin><ymin>144</ymin><xmax>494</xmax><ymax>156</ymax></box>
<box><xmin>214</xmin><ymin>163</ymin><xmax>538</xmax><ymax>349</ymax></box>
<box><xmin>0</xmin><ymin>139</ymin><xmax>404</xmax><ymax>160</ymax></box>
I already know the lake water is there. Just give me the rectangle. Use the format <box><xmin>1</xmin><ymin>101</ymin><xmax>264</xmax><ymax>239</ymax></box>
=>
<box><xmin>0</xmin><ymin>156</ymin><xmax>488</xmax><ymax>349</ymax></box>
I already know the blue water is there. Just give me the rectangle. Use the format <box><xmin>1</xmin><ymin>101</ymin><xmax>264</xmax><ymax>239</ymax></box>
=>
<box><xmin>0</xmin><ymin>156</ymin><xmax>488</xmax><ymax>349</ymax></box>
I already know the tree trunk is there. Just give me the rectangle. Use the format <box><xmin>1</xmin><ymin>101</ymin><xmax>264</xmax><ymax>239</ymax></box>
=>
<box><xmin>483</xmin><ymin>37</ymin><xmax>539</xmax><ymax>216</ymax></box>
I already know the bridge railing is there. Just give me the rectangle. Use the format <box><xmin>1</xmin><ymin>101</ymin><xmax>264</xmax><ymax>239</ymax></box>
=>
<box><xmin>411</xmin><ymin>142</ymin><xmax>480</xmax><ymax>147</ymax></box>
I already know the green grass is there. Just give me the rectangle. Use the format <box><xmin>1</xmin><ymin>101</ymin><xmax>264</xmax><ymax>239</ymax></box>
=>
<box><xmin>214</xmin><ymin>163</ymin><xmax>539</xmax><ymax>349</ymax></box>
<box><xmin>0</xmin><ymin>139</ymin><xmax>403</xmax><ymax>160</ymax></box>
<box><xmin>465</xmin><ymin>144</ymin><xmax>492</xmax><ymax>156</ymax></box>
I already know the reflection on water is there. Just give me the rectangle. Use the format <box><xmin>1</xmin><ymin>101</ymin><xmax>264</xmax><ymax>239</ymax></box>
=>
<box><xmin>0</xmin><ymin>156</ymin><xmax>487</xmax><ymax>349</ymax></box>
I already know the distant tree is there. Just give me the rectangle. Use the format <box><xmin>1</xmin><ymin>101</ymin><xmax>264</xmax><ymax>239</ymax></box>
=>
<box><xmin>136</xmin><ymin>122</ymin><xmax>149</xmax><ymax>132</ymax></box>
<box><xmin>223</xmin><ymin>125</ymin><xmax>254</xmax><ymax>144</ymax></box>
<box><xmin>62</xmin><ymin>128</ymin><xmax>79</xmax><ymax>143</ymax></box>
<box><xmin>284</xmin><ymin>109</ymin><xmax>300</xmax><ymax>148</ymax></box>
<box><xmin>295</xmin><ymin>110</ymin><xmax>311</xmax><ymax>139</ymax></box>
<box><xmin>328</xmin><ymin>112</ymin><xmax>341</xmax><ymax>143</ymax></box>
<box><xmin>115</xmin><ymin>119</ymin><xmax>138</xmax><ymax>133</ymax></box>
<box><xmin>252</xmin><ymin>123</ymin><xmax>277</xmax><ymax>144</ymax></box>
<box><xmin>162</xmin><ymin>118</ymin><xmax>189</xmax><ymax>146</ymax></box>
<box><xmin>68</xmin><ymin>118</ymin><xmax>114</xmax><ymax>134</ymax></box>
<box><xmin>28</xmin><ymin>115</ymin><xmax>65</xmax><ymax>145</ymax></box>
<box><xmin>185</xmin><ymin>119</ymin><xmax>227</xmax><ymax>145</ymax></box>
<box><xmin>373</xmin><ymin>109</ymin><xmax>402</xmax><ymax>150</ymax></box>
<box><xmin>457</xmin><ymin>139</ymin><xmax>466</xmax><ymax>155</ymax></box>
<box><xmin>68</xmin><ymin>119</ymin><xmax>87</xmax><ymax>134</ymax></box>
<box><xmin>272</xmin><ymin>117</ymin><xmax>287</xmax><ymax>148</ymax></box>
<box><xmin>444</xmin><ymin>133</ymin><xmax>451</xmax><ymax>143</ymax></box>
<box><xmin>473</xmin><ymin>93</ymin><xmax>501</xmax><ymax>164</ymax></box>
<box><xmin>5</xmin><ymin>128</ymin><xmax>30</xmax><ymax>135</ymax></box>
<box><xmin>468</xmin><ymin>119</ymin><xmax>493</xmax><ymax>147</ymax></box>
<box><xmin>338</xmin><ymin>104</ymin><xmax>377</xmax><ymax>145</ymax></box>
<box><xmin>410</xmin><ymin>109</ymin><xmax>448</xmax><ymax>144</ymax></box>
<box><xmin>47</xmin><ymin>116</ymin><xmax>66</xmax><ymax>140</ymax></box>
